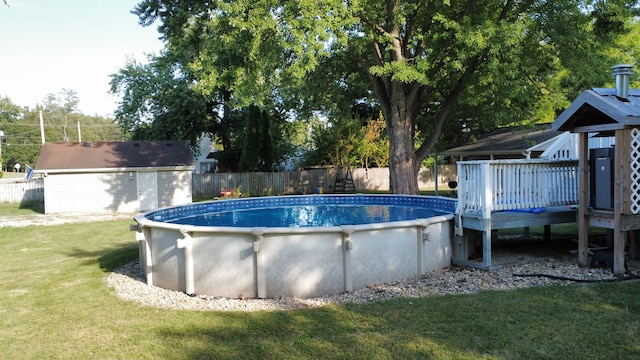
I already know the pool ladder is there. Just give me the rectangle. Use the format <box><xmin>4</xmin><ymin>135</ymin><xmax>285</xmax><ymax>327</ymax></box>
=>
<box><xmin>333</xmin><ymin>166</ymin><xmax>356</xmax><ymax>193</ymax></box>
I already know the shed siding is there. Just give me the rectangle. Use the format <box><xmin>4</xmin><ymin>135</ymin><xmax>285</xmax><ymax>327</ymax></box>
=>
<box><xmin>157</xmin><ymin>170</ymin><xmax>192</xmax><ymax>208</ymax></box>
<box><xmin>44</xmin><ymin>172</ymin><xmax>138</xmax><ymax>213</ymax></box>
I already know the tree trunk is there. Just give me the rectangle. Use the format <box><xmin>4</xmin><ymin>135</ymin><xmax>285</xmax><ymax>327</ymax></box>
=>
<box><xmin>388</xmin><ymin>120</ymin><xmax>418</xmax><ymax>194</ymax></box>
<box><xmin>380</xmin><ymin>82</ymin><xmax>420</xmax><ymax>195</ymax></box>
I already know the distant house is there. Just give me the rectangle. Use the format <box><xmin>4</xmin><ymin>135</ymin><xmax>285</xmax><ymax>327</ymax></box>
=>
<box><xmin>35</xmin><ymin>141</ymin><xmax>194</xmax><ymax>214</ymax></box>
<box><xmin>193</xmin><ymin>134</ymin><xmax>218</xmax><ymax>173</ymax></box>
<box><xmin>443</xmin><ymin>123</ymin><xmax>616</xmax><ymax>162</ymax></box>
<box><xmin>443</xmin><ymin>123</ymin><xmax>560</xmax><ymax>160</ymax></box>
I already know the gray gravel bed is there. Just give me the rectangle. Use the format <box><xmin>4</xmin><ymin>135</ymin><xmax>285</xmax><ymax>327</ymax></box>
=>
<box><xmin>106</xmin><ymin>242</ymin><xmax>640</xmax><ymax>312</ymax></box>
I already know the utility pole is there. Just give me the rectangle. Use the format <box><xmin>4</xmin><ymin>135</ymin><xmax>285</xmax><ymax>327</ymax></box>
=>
<box><xmin>0</xmin><ymin>130</ymin><xmax>4</xmax><ymax>173</ymax></box>
<box><xmin>39</xmin><ymin>110</ymin><xmax>45</xmax><ymax>144</ymax></box>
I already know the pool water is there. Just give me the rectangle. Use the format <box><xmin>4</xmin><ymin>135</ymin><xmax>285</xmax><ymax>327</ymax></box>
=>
<box><xmin>167</xmin><ymin>204</ymin><xmax>448</xmax><ymax>227</ymax></box>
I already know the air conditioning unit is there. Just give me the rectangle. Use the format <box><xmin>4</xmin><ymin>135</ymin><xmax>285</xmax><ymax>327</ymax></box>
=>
<box><xmin>589</xmin><ymin>147</ymin><xmax>615</xmax><ymax>210</ymax></box>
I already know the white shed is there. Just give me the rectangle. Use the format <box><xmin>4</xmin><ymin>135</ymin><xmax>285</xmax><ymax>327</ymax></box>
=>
<box><xmin>34</xmin><ymin>141</ymin><xmax>194</xmax><ymax>214</ymax></box>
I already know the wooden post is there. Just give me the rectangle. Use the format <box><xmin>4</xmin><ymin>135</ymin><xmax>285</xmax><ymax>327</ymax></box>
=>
<box><xmin>544</xmin><ymin>225</ymin><xmax>551</xmax><ymax>241</ymax></box>
<box><xmin>631</xmin><ymin>230</ymin><xmax>639</xmax><ymax>260</ymax></box>
<box><xmin>481</xmin><ymin>162</ymin><xmax>493</xmax><ymax>268</ymax></box>
<box><xmin>482</xmin><ymin>225</ymin><xmax>492</xmax><ymax>269</ymax></box>
<box><xmin>578</xmin><ymin>132</ymin><xmax>590</xmax><ymax>267</ymax></box>
<box><xmin>613</xmin><ymin>130</ymin><xmax>629</xmax><ymax>276</ymax></box>
<box><xmin>481</xmin><ymin>162</ymin><xmax>493</xmax><ymax>220</ymax></box>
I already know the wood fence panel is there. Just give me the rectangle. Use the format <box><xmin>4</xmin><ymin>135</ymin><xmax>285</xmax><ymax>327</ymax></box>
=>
<box><xmin>1</xmin><ymin>167</ymin><xmax>458</xmax><ymax>203</ymax></box>
<box><xmin>0</xmin><ymin>178</ymin><xmax>44</xmax><ymax>203</ymax></box>
<box><xmin>192</xmin><ymin>166</ymin><xmax>457</xmax><ymax>198</ymax></box>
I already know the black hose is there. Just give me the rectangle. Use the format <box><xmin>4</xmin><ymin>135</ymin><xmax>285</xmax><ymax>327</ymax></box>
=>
<box><xmin>513</xmin><ymin>273</ymin><xmax>640</xmax><ymax>283</ymax></box>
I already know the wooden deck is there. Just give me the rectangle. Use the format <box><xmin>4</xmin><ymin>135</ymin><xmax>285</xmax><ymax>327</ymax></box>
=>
<box><xmin>453</xmin><ymin>206</ymin><xmax>578</xmax><ymax>269</ymax></box>
<box><xmin>453</xmin><ymin>160</ymin><xmax>580</xmax><ymax>269</ymax></box>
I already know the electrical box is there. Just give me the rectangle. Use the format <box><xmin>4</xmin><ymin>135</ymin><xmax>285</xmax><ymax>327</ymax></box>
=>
<box><xmin>589</xmin><ymin>147</ymin><xmax>615</xmax><ymax>210</ymax></box>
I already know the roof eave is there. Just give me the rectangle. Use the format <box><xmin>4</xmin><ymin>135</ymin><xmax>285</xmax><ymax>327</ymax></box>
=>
<box><xmin>441</xmin><ymin>150</ymin><xmax>534</xmax><ymax>157</ymax></box>
<box><xmin>34</xmin><ymin>166</ymin><xmax>195</xmax><ymax>174</ymax></box>
<box><xmin>553</xmin><ymin>89</ymin><xmax>640</xmax><ymax>132</ymax></box>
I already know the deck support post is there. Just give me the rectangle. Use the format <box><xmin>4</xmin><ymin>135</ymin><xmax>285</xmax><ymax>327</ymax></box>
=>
<box><xmin>578</xmin><ymin>132</ymin><xmax>590</xmax><ymax>267</ymax></box>
<box><xmin>482</xmin><ymin>224</ymin><xmax>492</xmax><ymax>268</ymax></box>
<box><xmin>480</xmin><ymin>162</ymin><xmax>493</xmax><ymax>268</ymax></box>
<box><xmin>544</xmin><ymin>225</ymin><xmax>551</xmax><ymax>241</ymax></box>
<box><xmin>631</xmin><ymin>230</ymin><xmax>639</xmax><ymax>260</ymax></box>
<box><xmin>613</xmin><ymin>129</ymin><xmax>628</xmax><ymax>276</ymax></box>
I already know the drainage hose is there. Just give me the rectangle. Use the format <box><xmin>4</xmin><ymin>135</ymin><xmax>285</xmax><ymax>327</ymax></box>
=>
<box><xmin>513</xmin><ymin>272</ymin><xmax>640</xmax><ymax>283</ymax></box>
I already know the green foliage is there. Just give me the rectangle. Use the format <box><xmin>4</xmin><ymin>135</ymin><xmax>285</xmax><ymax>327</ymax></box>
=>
<box><xmin>216</xmin><ymin>185</ymin><xmax>244</xmax><ymax>199</ymax></box>
<box><xmin>109</xmin><ymin>55</ymin><xmax>214</xmax><ymax>148</ymax></box>
<box><xmin>126</xmin><ymin>0</ymin><xmax>640</xmax><ymax>192</ymax></box>
<box><xmin>302</xmin><ymin>115</ymin><xmax>388</xmax><ymax>168</ymax></box>
<box><xmin>240</xmin><ymin>106</ymin><xmax>275</xmax><ymax>171</ymax></box>
<box><xmin>590</xmin><ymin>0</ymin><xmax>636</xmax><ymax>37</ymax></box>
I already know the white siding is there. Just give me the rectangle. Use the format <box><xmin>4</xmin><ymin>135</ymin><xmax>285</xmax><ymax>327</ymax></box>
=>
<box><xmin>44</xmin><ymin>172</ymin><xmax>138</xmax><ymax>213</ymax></box>
<box><xmin>157</xmin><ymin>170</ymin><xmax>192</xmax><ymax>208</ymax></box>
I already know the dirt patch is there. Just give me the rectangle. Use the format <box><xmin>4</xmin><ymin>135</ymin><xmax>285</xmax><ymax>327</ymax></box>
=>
<box><xmin>0</xmin><ymin>212</ymin><xmax>135</xmax><ymax>228</ymax></box>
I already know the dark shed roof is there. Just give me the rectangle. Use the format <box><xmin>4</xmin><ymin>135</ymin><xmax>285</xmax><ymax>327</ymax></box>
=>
<box><xmin>443</xmin><ymin>123</ymin><xmax>559</xmax><ymax>157</ymax></box>
<box><xmin>35</xmin><ymin>141</ymin><xmax>194</xmax><ymax>171</ymax></box>
<box><xmin>553</xmin><ymin>88</ymin><xmax>640</xmax><ymax>133</ymax></box>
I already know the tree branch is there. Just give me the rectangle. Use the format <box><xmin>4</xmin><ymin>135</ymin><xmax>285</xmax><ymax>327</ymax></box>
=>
<box><xmin>414</xmin><ymin>49</ymin><xmax>488</xmax><ymax>164</ymax></box>
<box><xmin>357</xmin><ymin>11</ymin><xmax>391</xmax><ymax>38</ymax></box>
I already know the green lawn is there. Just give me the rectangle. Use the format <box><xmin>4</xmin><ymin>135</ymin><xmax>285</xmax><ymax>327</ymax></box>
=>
<box><xmin>1</xmin><ymin>203</ymin><xmax>639</xmax><ymax>359</ymax></box>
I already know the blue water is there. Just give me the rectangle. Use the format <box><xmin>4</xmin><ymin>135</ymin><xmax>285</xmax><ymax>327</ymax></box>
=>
<box><xmin>166</xmin><ymin>204</ymin><xmax>447</xmax><ymax>227</ymax></box>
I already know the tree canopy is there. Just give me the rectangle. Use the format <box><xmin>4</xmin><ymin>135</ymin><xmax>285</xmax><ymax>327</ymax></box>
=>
<box><xmin>125</xmin><ymin>0</ymin><xmax>640</xmax><ymax>193</ymax></box>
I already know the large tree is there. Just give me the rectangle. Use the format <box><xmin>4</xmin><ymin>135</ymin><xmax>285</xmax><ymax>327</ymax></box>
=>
<box><xmin>133</xmin><ymin>0</ymin><xmax>639</xmax><ymax>193</ymax></box>
<box><xmin>43</xmin><ymin>89</ymin><xmax>79</xmax><ymax>143</ymax></box>
<box><xmin>109</xmin><ymin>54</ymin><xmax>215</xmax><ymax>148</ymax></box>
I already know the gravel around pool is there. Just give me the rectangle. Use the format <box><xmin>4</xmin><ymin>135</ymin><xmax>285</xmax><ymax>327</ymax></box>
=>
<box><xmin>106</xmin><ymin>236</ymin><xmax>640</xmax><ymax>312</ymax></box>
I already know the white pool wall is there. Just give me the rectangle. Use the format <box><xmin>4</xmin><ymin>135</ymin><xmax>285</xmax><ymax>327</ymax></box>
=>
<box><xmin>135</xmin><ymin>213</ymin><xmax>454</xmax><ymax>299</ymax></box>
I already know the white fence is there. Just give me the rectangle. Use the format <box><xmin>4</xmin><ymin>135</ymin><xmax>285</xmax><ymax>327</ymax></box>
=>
<box><xmin>0</xmin><ymin>178</ymin><xmax>44</xmax><ymax>203</ymax></box>
<box><xmin>456</xmin><ymin>159</ymin><xmax>579</xmax><ymax>218</ymax></box>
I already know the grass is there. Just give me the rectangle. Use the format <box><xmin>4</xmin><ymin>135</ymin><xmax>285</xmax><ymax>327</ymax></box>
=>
<box><xmin>0</xmin><ymin>200</ymin><xmax>45</xmax><ymax>216</ymax></box>
<box><xmin>1</xmin><ymin>203</ymin><xmax>639</xmax><ymax>359</ymax></box>
<box><xmin>1</xmin><ymin>171</ymin><xmax>25</xmax><ymax>179</ymax></box>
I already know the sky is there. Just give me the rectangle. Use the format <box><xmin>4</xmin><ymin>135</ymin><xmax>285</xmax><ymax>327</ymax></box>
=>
<box><xmin>0</xmin><ymin>0</ymin><xmax>165</xmax><ymax>117</ymax></box>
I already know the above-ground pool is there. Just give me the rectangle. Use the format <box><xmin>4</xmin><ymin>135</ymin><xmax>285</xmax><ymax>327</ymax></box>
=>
<box><xmin>134</xmin><ymin>194</ymin><xmax>457</xmax><ymax>299</ymax></box>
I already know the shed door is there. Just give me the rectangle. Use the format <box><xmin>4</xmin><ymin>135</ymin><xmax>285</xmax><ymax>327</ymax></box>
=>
<box><xmin>137</xmin><ymin>171</ymin><xmax>157</xmax><ymax>211</ymax></box>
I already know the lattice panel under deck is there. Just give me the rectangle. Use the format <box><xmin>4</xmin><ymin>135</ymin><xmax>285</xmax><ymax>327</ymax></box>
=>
<box><xmin>631</xmin><ymin>128</ymin><xmax>640</xmax><ymax>214</ymax></box>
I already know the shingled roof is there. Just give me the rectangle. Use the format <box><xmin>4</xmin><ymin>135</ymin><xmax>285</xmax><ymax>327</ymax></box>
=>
<box><xmin>35</xmin><ymin>141</ymin><xmax>194</xmax><ymax>172</ymax></box>
<box><xmin>553</xmin><ymin>88</ymin><xmax>640</xmax><ymax>134</ymax></box>
<box><xmin>443</xmin><ymin>123</ymin><xmax>559</xmax><ymax>158</ymax></box>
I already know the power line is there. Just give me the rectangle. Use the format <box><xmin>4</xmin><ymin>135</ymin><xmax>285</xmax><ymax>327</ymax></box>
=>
<box><xmin>3</xmin><ymin>129</ymin><xmax>40</xmax><ymax>137</ymax></box>
<box><xmin>3</xmin><ymin>143</ymin><xmax>42</xmax><ymax>146</ymax></box>
<box><xmin>1</xmin><ymin>124</ymin><xmax>119</xmax><ymax>128</ymax></box>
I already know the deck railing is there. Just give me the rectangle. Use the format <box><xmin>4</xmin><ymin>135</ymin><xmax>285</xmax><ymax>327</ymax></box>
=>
<box><xmin>456</xmin><ymin>159</ymin><xmax>579</xmax><ymax>219</ymax></box>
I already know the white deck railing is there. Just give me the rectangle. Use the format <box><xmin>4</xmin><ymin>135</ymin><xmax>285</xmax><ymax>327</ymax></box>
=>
<box><xmin>456</xmin><ymin>159</ymin><xmax>579</xmax><ymax>219</ymax></box>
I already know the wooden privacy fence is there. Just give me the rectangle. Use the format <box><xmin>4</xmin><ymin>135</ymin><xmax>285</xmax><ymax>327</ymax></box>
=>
<box><xmin>0</xmin><ymin>178</ymin><xmax>44</xmax><ymax>203</ymax></box>
<box><xmin>192</xmin><ymin>166</ymin><xmax>457</xmax><ymax>199</ymax></box>
<box><xmin>0</xmin><ymin>166</ymin><xmax>458</xmax><ymax>203</ymax></box>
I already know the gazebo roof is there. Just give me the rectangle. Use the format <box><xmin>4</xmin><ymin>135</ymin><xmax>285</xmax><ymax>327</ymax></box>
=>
<box><xmin>553</xmin><ymin>88</ymin><xmax>640</xmax><ymax>133</ymax></box>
